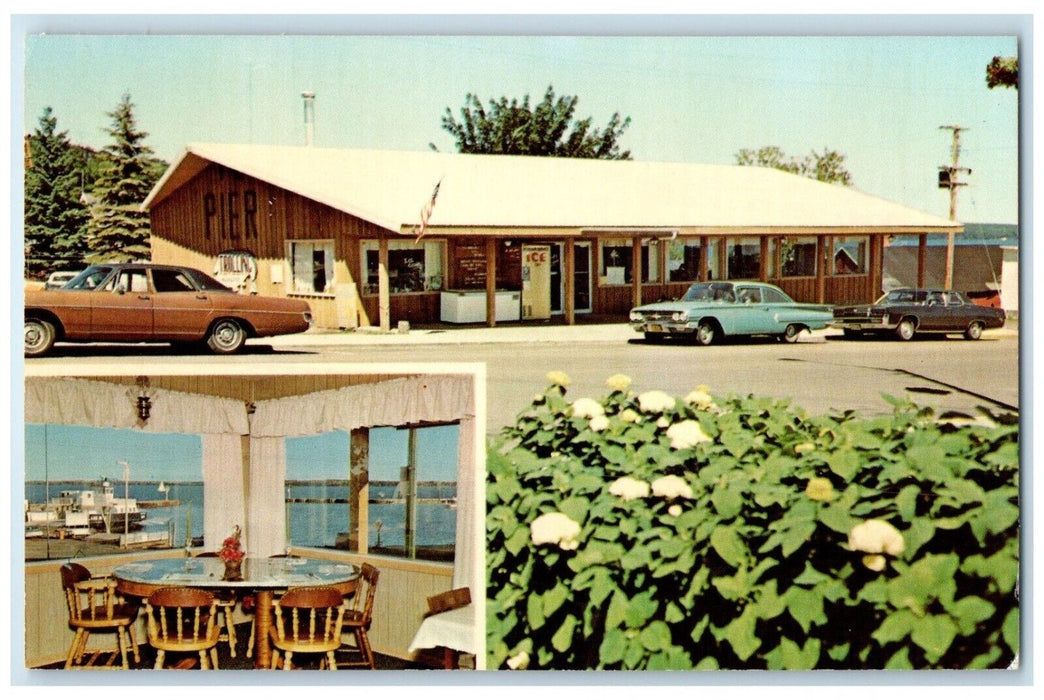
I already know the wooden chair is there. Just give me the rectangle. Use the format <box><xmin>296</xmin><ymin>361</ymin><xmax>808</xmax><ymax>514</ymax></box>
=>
<box><xmin>194</xmin><ymin>551</ymin><xmax>240</xmax><ymax>657</ymax></box>
<box><xmin>268</xmin><ymin>586</ymin><xmax>347</xmax><ymax>670</ymax></box>
<box><xmin>144</xmin><ymin>587</ymin><xmax>221</xmax><ymax>669</ymax></box>
<box><xmin>60</xmin><ymin>562</ymin><xmax>140</xmax><ymax>669</ymax></box>
<box><xmin>336</xmin><ymin>563</ymin><xmax>380</xmax><ymax>669</ymax></box>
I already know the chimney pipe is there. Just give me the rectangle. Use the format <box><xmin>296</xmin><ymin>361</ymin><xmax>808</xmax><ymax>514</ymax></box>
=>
<box><xmin>302</xmin><ymin>91</ymin><xmax>316</xmax><ymax>147</ymax></box>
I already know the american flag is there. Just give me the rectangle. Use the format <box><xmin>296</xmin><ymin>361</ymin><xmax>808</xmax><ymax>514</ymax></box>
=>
<box><xmin>416</xmin><ymin>179</ymin><xmax>441</xmax><ymax>241</ymax></box>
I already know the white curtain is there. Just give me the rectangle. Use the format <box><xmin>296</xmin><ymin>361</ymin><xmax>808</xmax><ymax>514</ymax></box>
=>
<box><xmin>250</xmin><ymin>375</ymin><xmax>473</xmax><ymax>437</ymax></box>
<box><xmin>24</xmin><ymin>378</ymin><xmax>248</xmax><ymax>435</ymax></box>
<box><xmin>246</xmin><ymin>437</ymin><xmax>287</xmax><ymax>558</ymax></box>
<box><xmin>201</xmin><ymin>434</ymin><xmax>247</xmax><ymax>552</ymax></box>
<box><xmin>453</xmin><ymin>415</ymin><xmax>478</xmax><ymax>592</ymax></box>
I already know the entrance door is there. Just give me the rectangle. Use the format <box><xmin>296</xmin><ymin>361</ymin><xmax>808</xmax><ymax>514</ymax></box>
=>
<box><xmin>548</xmin><ymin>242</ymin><xmax>593</xmax><ymax>315</ymax></box>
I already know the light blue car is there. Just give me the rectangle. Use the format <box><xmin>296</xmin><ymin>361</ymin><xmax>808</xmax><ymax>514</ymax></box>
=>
<box><xmin>629</xmin><ymin>281</ymin><xmax>834</xmax><ymax>345</ymax></box>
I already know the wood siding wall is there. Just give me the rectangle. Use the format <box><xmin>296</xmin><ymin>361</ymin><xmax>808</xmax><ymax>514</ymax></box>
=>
<box><xmin>24</xmin><ymin>549</ymin><xmax>453</xmax><ymax>668</ymax></box>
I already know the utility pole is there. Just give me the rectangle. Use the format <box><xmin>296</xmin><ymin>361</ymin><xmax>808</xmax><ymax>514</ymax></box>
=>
<box><xmin>938</xmin><ymin>125</ymin><xmax>970</xmax><ymax>289</ymax></box>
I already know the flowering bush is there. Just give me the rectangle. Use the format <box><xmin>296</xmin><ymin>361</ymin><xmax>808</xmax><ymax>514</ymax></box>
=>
<box><xmin>220</xmin><ymin>524</ymin><xmax>244</xmax><ymax>564</ymax></box>
<box><xmin>487</xmin><ymin>375</ymin><xmax>1019</xmax><ymax>670</ymax></box>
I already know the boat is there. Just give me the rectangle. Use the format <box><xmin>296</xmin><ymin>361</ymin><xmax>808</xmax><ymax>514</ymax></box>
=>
<box><xmin>24</xmin><ymin>479</ymin><xmax>147</xmax><ymax>535</ymax></box>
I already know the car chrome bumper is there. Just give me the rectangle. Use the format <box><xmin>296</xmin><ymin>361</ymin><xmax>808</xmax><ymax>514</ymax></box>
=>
<box><xmin>631</xmin><ymin>322</ymin><xmax>694</xmax><ymax>334</ymax></box>
<box><xmin>829</xmin><ymin>318</ymin><xmax>893</xmax><ymax>331</ymax></box>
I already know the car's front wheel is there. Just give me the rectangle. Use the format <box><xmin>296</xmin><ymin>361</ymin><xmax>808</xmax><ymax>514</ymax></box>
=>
<box><xmin>895</xmin><ymin>317</ymin><xmax>916</xmax><ymax>341</ymax></box>
<box><xmin>782</xmin><ymin>324</ymin><xmax>803</xmax><ymax>343</ymax></box>
<box><xmin>206</xmin><ymin>318</ymin><xmax>247</xmax><ymax>354</ymax></box>
<box><xmin>694</xmin><ymin>321</ymin><xmax>717</xmax><ymax>346</ymax></box>
<box><xmin>25</xmin><ymin>318</ymin><xmax>56</xmax><ymax>357</ymax></box>
<box><xmin>964</xmin><ymin>321</ymin><xmax>984</xmax><ymax>340</ymax></box>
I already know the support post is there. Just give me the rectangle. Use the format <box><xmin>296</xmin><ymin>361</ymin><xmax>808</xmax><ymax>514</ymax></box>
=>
<box><xmin>378</xmin><ymin>238</ymin><xmax>390</xmax><ymax>332</ymax></box>
<box><xmin>485</xmin><ymin>238</ymin><xmax>497</xmax><ymax>328</ymax></box>
<box><xmin>631</xmin><ymin>236</ymin><xmax>642</xmax><ymax>308</ymax></box>
<box><xmin>349</xmin><ymin>428</ymin><xmax>369</xmax><ymax>554</ymax></box>
<box><xmin>564</xmin><ymin>239</ymin><xmax>576</xmax><ymax>326</ymax></box>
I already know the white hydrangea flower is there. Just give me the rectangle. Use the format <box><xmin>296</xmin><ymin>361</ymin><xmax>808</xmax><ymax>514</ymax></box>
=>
<box><xmin>606</xmin><ymin>374</ymin><xmax>632</xmax><ymax>392</ymax></box>
<box><xmin>666</xmin><ymin>420</ymin><xmax>713</xmax><ymax>449</ymax></box>
<box><xmin>589</xmin><ymin>415</ymin><xmax>610</xmax><ymax>432</ymax></box>
<box><xmin>638</xmin><ymin>390</ymin><xmax>677</xmax><ymax>413</ymax></box>
<box><xmin>619</xmin><ymin>409</ymin><xmax>641</xmax><ymax>423</ymax></box>
<box><xmin>848</xmin><ymin>519</ymin><xmax>906</xmax><ymax>556</ymax></box>
<box><xmin>506</xmin><ymin>650</ymin><xmax>530</xmax><ymax>670</ymax></box>
<box><xmin>572</xmin><ymin>397</ymin><xmax>605</xmax><ymax>419</ymax></box>
<box><xmin>657</xmin><ymin>417</ymin><xmax>670</xmax><ymax>428</ymax></box>
<box><xmin>862</xmin><ymin>554</ymin><xmax>887</xmax><ymax>572</ymax></box>
<box><xmin>668</xmin><ymin>504</ymin><xmax>683</xmax><ymax>517</ymax></box>
<box><xmin>546</xmin><ymin>371</ymin><xmax>571</xmax><ymax>387</ymax></box>
<box><xmin>609</xmin><ymin>476</ymin><xmax>650</xmax><ymax>501</ymax></box>
<box><xmin>651</xmin><ymin>474</ymin><xmax>694</xmax><ymax>500</ymax></box>
<box><xmin>530</xmin><ymin>512</ymin><xmax>582</xmax><ymax>550</ymax></box>
<box><xmin>685</xmin><ymin>386</ymin><xmax>714</xmax><ymax>409</ymax></box>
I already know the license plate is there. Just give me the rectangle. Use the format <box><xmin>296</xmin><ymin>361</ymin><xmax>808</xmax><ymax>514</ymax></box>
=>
<box><xmin>648</xmin><ymin>324</ymin><xmax>663</xmax><ymax>332</ymax></box>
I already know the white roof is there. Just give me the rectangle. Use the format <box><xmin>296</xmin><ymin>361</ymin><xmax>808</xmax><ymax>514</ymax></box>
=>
<box><xmin>144</xmin><ymin>143</ymin><xmax>959</xmax><ymax>234</ymax></box>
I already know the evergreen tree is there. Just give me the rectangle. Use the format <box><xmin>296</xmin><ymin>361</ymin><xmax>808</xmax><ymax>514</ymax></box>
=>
<box><xmin>85</xmin><ymin>93</ymin><xmax>165</xmax><ymax>262</ymax></box>
<box><xmin>435</xmin><ymin>85</ymin><xmax>632</xmax><ymax>159</ymax></box>
<box><xmin>24</xmin><ymin>107</ymin><xmax>92</xmax><ymax>277</ymax></box>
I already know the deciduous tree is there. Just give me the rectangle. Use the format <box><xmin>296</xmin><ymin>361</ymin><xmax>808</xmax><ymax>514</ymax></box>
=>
<box><xmin>986</xmin><ymin>56</ymin><xmax>1018</xmax><ymax>89</ymax></box>
<box><xmin>436</xmin><ymin>85</ymin><xmax>632</xmax><ymax>160</ymax></box>
<box><xmin>735</xmin><ymin>146</ymin><xmax>853</xmax><ymax>186</ymax></box>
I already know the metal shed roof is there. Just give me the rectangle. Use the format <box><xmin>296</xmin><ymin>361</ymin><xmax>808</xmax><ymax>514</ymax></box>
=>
<box><xmin>144</xmin><ymin>143</ymin><xmax>960</xmax><ymax>234</ymax></box>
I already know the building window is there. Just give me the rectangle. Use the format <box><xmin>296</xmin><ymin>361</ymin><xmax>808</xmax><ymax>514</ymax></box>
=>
<box><xmin>706</xmin><ymin>238</ymin><xmax>721</xmax><ymax>280</ymax></box>
<box><xmin>726</xmin><ymin>237</ymin><xmax>761</xmax><ymax>279</ymax></box>
<box><xmin>667</xmin><ymin>240</ymin><xmax>703</xmax><ymax>282</ymax></box>
<box><xmin>834</xmin><ymin>236</ymin><xmax>868</xmax><ymax>275</ymax></box>
<box><xmin>599</xmin><ymin>238</ymin><xmax>659</xmax><ymax>285</ymax></box>
<box><xmin>288</xmin><ymin>240</ymin><xmax>335</xmax><ymax>294</ymax></box>
<box><xmin>779</xmin><ymin>236</ymin><xmax>818</xmax><ymax>277</ymax></box>
<box><xmin>366</xmin><ymin>424</ymin><xmax>459</xmax><ymax>561</ymax></box>
<box><xmin>25</xmin><ymin>424</ymin><xmax>203</xmax><ymax>561</ymax></box>
<box><xmin>361</xmin><ymin>240</ymin><xmax>444</xmax><ymax>295</ymax></box>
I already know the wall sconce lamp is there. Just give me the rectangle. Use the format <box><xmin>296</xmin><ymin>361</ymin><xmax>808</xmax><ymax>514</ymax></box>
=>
<box><xmin>136</xmin><ymin>376</ymin><xmax>152</xmax><ymax>426</ymax></box>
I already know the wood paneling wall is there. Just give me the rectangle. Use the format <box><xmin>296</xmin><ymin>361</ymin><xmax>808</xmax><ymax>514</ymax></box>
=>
<box><xmin>24</xmin><ymin>549</ymin><xmax>454</xmax><ymax>668</ymax></box>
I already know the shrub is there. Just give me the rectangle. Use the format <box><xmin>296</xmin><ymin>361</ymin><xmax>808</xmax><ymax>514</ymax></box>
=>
<box><xmin>486</xmin><ymin>374</ymin><xmax>1019</xmax><ymax>670</ymax></box>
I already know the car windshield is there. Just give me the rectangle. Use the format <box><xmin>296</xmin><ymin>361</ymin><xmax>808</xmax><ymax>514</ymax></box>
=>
<box><xmin>183</xmin><ymin>268</ymin><xmax>234</xmax><ymax>292</ymax></box>
<box><xmin>876</xmin><ymin>290</ymin><xmax>926</xmax><ymax>304</ymax></box>
<box><xmin>681</xmin><ymin>283</ymin><xmax>736</xmax><ymax>302</ymax></box>
<box><xmin>65</xmin><ymin>266</ymin><xmax>115</xmax><ymax>290</ymax></box>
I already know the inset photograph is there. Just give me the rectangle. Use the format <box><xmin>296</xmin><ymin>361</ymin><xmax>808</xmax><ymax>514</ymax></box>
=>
<box><xmin>23</xmin><ymin>366</ymin><xmax>483</xmax><ymax>671</ymax></box>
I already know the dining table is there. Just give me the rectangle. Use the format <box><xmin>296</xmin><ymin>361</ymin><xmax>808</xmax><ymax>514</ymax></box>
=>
<box><xmin>113</xmin><ymin>556</ymin><xmax>360</xmax><ymax>669</ymax></box>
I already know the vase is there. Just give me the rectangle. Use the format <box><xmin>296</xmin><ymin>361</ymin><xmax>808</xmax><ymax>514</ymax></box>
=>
<box><xmin>222</xmin><ymin>560</ymin><xmax>243</xmax><ymax>581</ymax></box>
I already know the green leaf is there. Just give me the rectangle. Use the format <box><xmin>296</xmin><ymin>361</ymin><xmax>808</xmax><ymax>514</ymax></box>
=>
<box><xmin>558</xmin><ymin>496</ymin><xmax>589</xmax><ymax>525</ymax></box>
<box><xmin>710</xmin><ymin>525</ymin><xmax>748</xmax><ymax>568</ymax></box>
<box><xmin>1002</xmin><ymin>607</ymin><xmax>1019</xmax><ymax>653</ymax></box>
<box><xmin>542</xmin><ymin>582</ymin><xmax>570</xmax><ymax>618</ymax></box>
<box><xmin>895</xmin><ymin>484</ymin><xmax>921</xmax><ymax>522</ymax></box>
<box><xmin>526</xmin><ymin>592</ymin><xmax>546</xmax><ymax>630</ymax></box>
<box><xmin>817</xmin><ymin>503</ymin><xmax>855</xmax><ymax>534</ymax></box>
<box><xmin>780</xmin><ymin>520</ymin><xmax>817</xmax><ymax>557</ymax></box>
<box><xmin>872</xmin><ymin>609</ymin><xmax>917</xmax><ymax>644</ymax></box>
<box><xmin>910</xmin><ymin>614</ymin><xmax>958</xmax><ymax>662</ymax></box>
<box><xmin>826</xmin><ymin>447</ymin><xmax>860</xmax><ymax>480</ymax></box>
<box><xmin>605</xmin><ymin>590</ymin><xmax>628</xmax><ymax>630</ymax></box>
<box><xmin>551</xmin><ymin>614</ymin><xmax>578</xmax><ymax>652</ymax></box>
<box><xmin>598</xmin><ymin>627</ymin><xmax>627</xmax><ymax>666</ymax></box>
<box><xmin>625</xmin><ymin>589</ymin><xmax>660</xmax><ymax>628</ymax></box>
<box><xmin>504</xmin><ymin>525</ymin><xmax>531</xmax><ymax>555</ymax></box>
<box><xmin>774</xmin><ymin>637</ymin><xmax>821</xmax><ymax>670</ymax></box>
<box><xmin>786</xmin><ymin>586</ymin><xmax>826</xmax><ymax>634</ymax></box>
<box><xmin>639</xmin><ymin>620</ymin><xmax>672</xmax><ymax>652</ymax></box>
<box><xmin>711</xmin><ymin>484</ymin><xmax>744</xmax><ymax>519</ymax></box>
<box><xmin>948</xmin><ymin>596</ymin><xmax>996</xmax><ymax>637</ymax></box>
<box><xmin>885</xmin><ymin>646</ymin><xmax>913</xmax><ymax>669</ymax></box>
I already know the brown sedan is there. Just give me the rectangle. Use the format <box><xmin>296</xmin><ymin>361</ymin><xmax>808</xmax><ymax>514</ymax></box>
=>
<box><xmin>25</xmin><ymin>264</ymin><xmax>312</xmax><ymax>357</ymax></box>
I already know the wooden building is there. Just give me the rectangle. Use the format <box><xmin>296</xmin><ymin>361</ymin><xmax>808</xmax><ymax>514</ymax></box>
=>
<box><xmin>144</xmin><ymin>144</ymin><xmax>961</xmax><ymax>330</ymax></box>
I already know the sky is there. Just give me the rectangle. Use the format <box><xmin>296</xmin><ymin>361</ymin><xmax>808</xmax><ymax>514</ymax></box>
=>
<box><xmin>14</xmin><ymin>16</ymin><xmax>1023</xmax><ymax>226</ymax></box>
<box><xmin>23</xmin><ymin>422</ymin><xmax>460</xmax><ymax>482</ymax></box>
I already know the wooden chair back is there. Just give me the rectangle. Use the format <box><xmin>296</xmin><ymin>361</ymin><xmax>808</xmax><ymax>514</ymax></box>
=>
<box><xmin>271</xmin><ymin>586</ymin><xmax>346</xmax><ymax>645</ymax></box>
<box><xmin>344</xmin><ymin>563</ymin><xmax>379</xmax><ymax>623</ymax></box>
<box><xmin>145</xmin><ymin>587</ymin><xmax>218</xmax><ymax>645</ymax></box>
<box><xmin>61</xmin><ymin>562</ymin><xmax>120</xmax><ymax>623</ymax></box>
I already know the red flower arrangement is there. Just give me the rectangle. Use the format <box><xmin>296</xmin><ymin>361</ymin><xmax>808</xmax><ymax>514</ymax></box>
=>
<box><xmin>220</xmin><ymin>524</ymin><xmax>244</xmax><ymax>564</ymax></box>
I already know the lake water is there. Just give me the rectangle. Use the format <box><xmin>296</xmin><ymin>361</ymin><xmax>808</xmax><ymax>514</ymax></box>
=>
<box><xmin>25</xmin><ymin>481</ymin><xmax>456</xmax><ymax>550</ymax></box>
